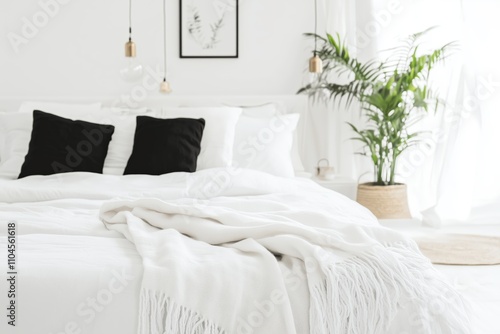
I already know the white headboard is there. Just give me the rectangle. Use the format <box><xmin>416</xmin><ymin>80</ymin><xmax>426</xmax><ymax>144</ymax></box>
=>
<box><xmin>0</xmin><ymin>95</ymin><xmax>307</xmax><ymax>115</ymax></box>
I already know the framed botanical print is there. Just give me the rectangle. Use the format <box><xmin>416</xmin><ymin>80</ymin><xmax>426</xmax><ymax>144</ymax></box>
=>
<box><xmin>179</xmin><ymin>0</ymin><xmax>239</xmax><ymax>58</ymax></box>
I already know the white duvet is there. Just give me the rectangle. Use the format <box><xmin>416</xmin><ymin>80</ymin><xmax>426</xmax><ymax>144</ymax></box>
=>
<box><xmin>0</xmin><ymin>169</ymin><xmax>471</xmax><ymax>334</ymax></box>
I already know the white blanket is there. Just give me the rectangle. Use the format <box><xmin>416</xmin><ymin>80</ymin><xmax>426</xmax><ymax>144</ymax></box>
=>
<box><xmin>99</xmin><ymin>168</ymin><xmax>472</xmax><ymax>334</ymax></box>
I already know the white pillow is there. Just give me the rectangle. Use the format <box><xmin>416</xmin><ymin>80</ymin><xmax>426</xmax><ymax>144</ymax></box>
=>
<box><xmin>161</xmin><ymin>107</ymin><xmax>242</xmax><ymax>170</ymax></box>
<box><xmin>231</xmin><ymin>104</ymin><xmax>305</xmax><ymax>174</ymax></box>
<box><xmin>233</xmin><ymin>113</ymin><xmax>300</xmax><ymax>177</ymax></box>
<box><xmin>0</xmin><ymin>111</ymin><xmax>13</xmax><ymax>164</ymax></box>
<box><xmin>92</xmin><ymin>108</ymin><xmax>157</xmax><ymax>174</ymax></box>
<box><xmin>0</xmin><ymin>102</ymin><xmax>102</xmax><ymax>179</ymax></box>
<box><xmin>0</xmin><ymin>113</ymin><xmax>32</xmax><ymax>178</ymax></box>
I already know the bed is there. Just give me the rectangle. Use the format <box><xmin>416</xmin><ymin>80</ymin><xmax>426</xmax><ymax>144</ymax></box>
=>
<box><xmin>0</xmin><ymin>97</ymin><xmax>473</xmax><ymax>334</ymax></box>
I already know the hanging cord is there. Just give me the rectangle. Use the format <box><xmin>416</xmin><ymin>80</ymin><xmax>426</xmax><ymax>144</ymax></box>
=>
<box><xmin>163</xmin><ymin>0</ymin><xmax>167</xmax><ymax>82</ymax></box>
<box><xmin>129</xmin><ymin>0</ymin><xmax>132</xmax><ymax>41</ymax></box>
<box><xmin>314</xmin><ymin>0</ymin><xmax>318</xmax><ymax>56</ymax></box>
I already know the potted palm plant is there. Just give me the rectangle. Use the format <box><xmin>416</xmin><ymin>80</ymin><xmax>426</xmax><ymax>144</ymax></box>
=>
<box><xmin>299</xmin><ymin>29</ymin><xmax>454</xmax><ymax>219</ymax></box>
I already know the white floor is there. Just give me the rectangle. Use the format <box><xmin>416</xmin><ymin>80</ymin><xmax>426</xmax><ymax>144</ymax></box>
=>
<box><xmin>380</xmin><ymin>219</ymin><xmax>500</xmax><ymax>334</ymax></box>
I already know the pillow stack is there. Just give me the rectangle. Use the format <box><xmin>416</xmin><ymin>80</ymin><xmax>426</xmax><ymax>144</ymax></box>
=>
<box><xmin>0</xmin><ymin>101</ymin><xmax>303</xmax><ymax>179</ymax></box>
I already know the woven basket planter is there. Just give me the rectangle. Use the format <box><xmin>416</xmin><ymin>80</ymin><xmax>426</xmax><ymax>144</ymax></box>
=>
<box><xmin>356</xmin><ymin>183</ymin><xmax>411</xmax><ymax>219</ymax></box>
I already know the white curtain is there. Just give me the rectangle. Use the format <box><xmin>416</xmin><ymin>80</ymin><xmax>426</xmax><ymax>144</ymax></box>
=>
<box><xmin>421</xmin><ymin>0</ymin><xmax>500</xmax><ymax>226</ymax></box>
<box><xmin>372</xmin><ymin>0</ymin><xmax>500</xmax><ymax>225</ymax></box>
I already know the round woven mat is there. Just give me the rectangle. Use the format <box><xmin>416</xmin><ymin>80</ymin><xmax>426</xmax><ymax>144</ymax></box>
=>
<box><xmin>415</xmin><ymin>234</ymin><xmax>500</xmax><ymax>265</ymax></box>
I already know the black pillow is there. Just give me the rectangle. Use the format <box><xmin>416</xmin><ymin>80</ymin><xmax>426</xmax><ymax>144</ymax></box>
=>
<box><xmin>18</xmin><ymin>110</ymin><xmax>115</xmax><ymax>178</ymax></box>
<box><xmin>124</xmin><ymin>116</ymin><xmax>205</xmax><ymax>175</ymax></box>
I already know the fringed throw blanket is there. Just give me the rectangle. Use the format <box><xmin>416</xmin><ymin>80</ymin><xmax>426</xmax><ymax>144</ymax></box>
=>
<box><xmin>100</xmin><ymin>169</ymin><xmax>471</xmax><ymax>334</ymax></box>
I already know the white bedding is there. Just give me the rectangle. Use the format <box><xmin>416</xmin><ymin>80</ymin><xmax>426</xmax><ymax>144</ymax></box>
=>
<box><xmin>0</xmin><ymin>170</ymin><xmax>473</xmax><ymax>333</ymax></box>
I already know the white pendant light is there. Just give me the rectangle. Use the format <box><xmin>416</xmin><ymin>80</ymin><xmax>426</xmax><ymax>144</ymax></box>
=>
<box><xmin>309</xmin><ymin>0</ymin><xmax>323</xmax><ymax>74</ymax></box>
<box><xmin>160</xmin><ymin>0</ymin><xmax>172</xmax><ymax>93</ymax></box>
<box><xmin>120</xmin><ymin>0</ymin><xmax>143</xmax><ymax>82</ymax></box>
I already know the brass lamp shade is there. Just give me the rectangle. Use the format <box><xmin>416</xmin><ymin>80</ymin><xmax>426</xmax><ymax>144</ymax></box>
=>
<box><xmin>309</xmin><ymin>55</ymin><xmax>323</xmax><ymax>73</ymax></box>
<box><xmin>125</xmin><ymin>40</ymin><xmax>136</xmax><ymax>57</ymax></box>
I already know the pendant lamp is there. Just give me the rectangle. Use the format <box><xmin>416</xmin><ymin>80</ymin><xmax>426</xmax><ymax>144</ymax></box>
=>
<box><xmin>120</xmin><ymin>0</ymin><xmax>143</xmax><ymax>81</ymax></box>
<box><xmin>160</xmin><ymin>0</ymin><xmax>172</xmax><ymax>93</ymax></box>
<box><xmin>309</xmin><ymin>0</ymin><xmax>322</xmax><ymax>73</ymax></box>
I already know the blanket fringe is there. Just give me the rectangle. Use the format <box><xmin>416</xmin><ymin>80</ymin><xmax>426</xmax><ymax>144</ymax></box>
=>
<box><xmin>139</xmin><ymin>289</ymin><xmax>226</xmax><ymax>334</ymax></box>
<box><xmin>310</xmin><ymin>241</ymin><xmax>472</xmax><ymax>334</ymax></box>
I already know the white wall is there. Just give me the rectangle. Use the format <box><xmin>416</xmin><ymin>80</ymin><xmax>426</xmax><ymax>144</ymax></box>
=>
<box><xmin>0</xmin><ymin>0</ymin><xmax>313</xmax><ymax>99</ymax></box>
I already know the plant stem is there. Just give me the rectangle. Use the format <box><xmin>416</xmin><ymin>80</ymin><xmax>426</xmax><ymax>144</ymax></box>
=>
<box><xmin>389</xmin><ymin>154</ymin><xmax>397</xmax><ymax>185</ymax></box>
<box><xmin>376</xmin><ymin>161</ymin><xmax>384</xmax><ymax>185</ymax></box>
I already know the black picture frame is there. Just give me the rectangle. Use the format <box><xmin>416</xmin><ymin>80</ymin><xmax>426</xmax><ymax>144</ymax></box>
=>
<box><xmin>179</xmin><ymin>0</ymin><xmax>239</xmax><ymax>58</ymax></box>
